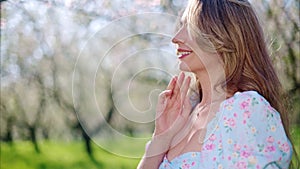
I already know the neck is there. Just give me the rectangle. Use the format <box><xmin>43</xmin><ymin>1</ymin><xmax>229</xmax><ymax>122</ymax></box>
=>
<box><xmin>195</xmin><ymin>70</ymin><xmax>227</xmax><ymax>106</ymax></box>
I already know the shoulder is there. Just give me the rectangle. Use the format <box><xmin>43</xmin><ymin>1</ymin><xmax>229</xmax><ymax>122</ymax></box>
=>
<box><xmin>216</xmin><ymin>91</ymin><xmax>292</xmax><ymax>167</ymax></box>
<box><xmin>222</xmin><ymin>90</ymin><xmax>276</xmax><ymax>114</ymax></box>
<box><xmin>228</xmin><ymin>90</ymin><xmax>270</xmax><ymax>106</ymax></box>
<box><xmin>221</xmin><ymin>90</ymin><xmax>282</xmax><ymax>128</ymax></box>
<box><xmin>219</xmin><ymin>91</ymin><xmax>289</xmax><ymax>147</ymax></box>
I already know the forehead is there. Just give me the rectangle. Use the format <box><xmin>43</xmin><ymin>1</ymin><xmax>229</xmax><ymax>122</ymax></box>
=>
<box><xmin>180</xmin><ymin>9</ymin><xmax>189</xmax><ymax>25</ymax></box>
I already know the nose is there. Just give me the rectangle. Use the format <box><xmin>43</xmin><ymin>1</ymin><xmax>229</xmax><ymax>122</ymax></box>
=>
<box><xmin>172</xmin><ymin>27</ymin><xmax>185</xmax><ymax>44</ymax></box>
<box><xmin>171</xmin><ymin>35</ymin><xmax>181</xmax><ymax>44</ymax></box>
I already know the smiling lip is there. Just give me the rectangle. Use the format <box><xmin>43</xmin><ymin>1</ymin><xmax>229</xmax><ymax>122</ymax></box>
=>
<box><xmin>177</xmin><ymin>49</ymin><xmax>193</xmax><ymax>59</ymax></box>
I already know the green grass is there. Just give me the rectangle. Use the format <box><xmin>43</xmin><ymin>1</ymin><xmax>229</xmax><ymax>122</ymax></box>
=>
<box><xmin>292</xmin><ymin>125</ymin><xmax>300</xmax><ymax>146</ymax></box>
<box><xmin>1</xmin><ymin>126</ymin><xmax>299</xmax><ymax>169</ymax></box>
<box><xmin>291</xmin><ymin>125</ymin><xmax>300</xmax><ymax>165</ymax></box>
<box><xmin>1</xmin><ymin>141</ymin><xmax>142</xmax><ymax>169</ymax></box>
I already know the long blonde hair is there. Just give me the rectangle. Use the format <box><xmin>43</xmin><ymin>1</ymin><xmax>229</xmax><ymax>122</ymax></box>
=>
<box><xmin>183</xmin><ymin>0</ymin><xmax>298</xmax><ymax>167</ymax></box>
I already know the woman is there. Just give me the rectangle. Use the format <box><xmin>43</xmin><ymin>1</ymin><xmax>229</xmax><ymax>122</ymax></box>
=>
<box><xmin>138</xmin><ymin>0</ymin><xmax>296</xmax><ymax>168</ymax></box>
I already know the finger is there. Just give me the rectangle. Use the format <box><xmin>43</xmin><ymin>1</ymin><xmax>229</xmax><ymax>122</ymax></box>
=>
<box><xmin>157</xmin><ymin>90</ymin><xmax>172</xmax><ymax>104</ymax></box>
<box><xmin>170</xmin><ymin>98</ymin><xmax>192</xmax><ymax>148</ymax></box>
<box><xmin>166</xmin><ymin>76</ymin><xmax>177</xmax><ymax>91</ymax></box>
<box><xmin>173</xmin><ymin>72</ymin><xmax>185</xmax><ymax>99</ymax></box>
<box><xmin>156</xmin><ymin>90</ymin><xmax>172</xmax><ymax>116</ymax></box>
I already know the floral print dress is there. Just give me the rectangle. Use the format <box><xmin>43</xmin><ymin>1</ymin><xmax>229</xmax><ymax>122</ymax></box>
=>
<box><xmin>159</xmin><ymin>91</ymin><xmax>292</xmax><ymax>169</ymax></box>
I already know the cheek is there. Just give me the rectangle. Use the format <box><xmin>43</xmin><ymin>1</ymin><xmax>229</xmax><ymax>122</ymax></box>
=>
<box><xmin>189</xmin><ymin>54</ymin><xmax>205</xmax><ymax>69</ymax></box>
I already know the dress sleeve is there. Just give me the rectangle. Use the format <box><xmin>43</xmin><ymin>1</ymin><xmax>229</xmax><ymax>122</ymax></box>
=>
<box><xmin>219</xmin><ymin>91</ymin><xmax>292</xmax><ymax>169</ymax></box>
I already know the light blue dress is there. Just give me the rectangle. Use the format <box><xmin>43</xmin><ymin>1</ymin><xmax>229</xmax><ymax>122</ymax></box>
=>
<box><xmin>159</xmin><ymin>91</ymin><xmax>292</xmax><ymax>169</ymax></box>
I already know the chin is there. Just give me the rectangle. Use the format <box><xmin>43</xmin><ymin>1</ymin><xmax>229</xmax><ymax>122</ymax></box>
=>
<box><xmin>178</xmin><ymin>62</ymin><xmax>192</xmax><ymax>72</ymax></box>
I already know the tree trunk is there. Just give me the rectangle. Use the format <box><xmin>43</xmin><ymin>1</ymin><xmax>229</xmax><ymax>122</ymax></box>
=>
<box><xmin>29</xmin><ymin>126</ymin><xmax>40</xmax><ymax>153</ymax></box>
<box><xmin>4</xmin><ymin>117</ymin><xmax>14</xmax><ymax>143</ymax></box>
<box><xmin>82</xmin><ymin>127</ymin><xmax>92</xmax><ymax>156</ymax></box>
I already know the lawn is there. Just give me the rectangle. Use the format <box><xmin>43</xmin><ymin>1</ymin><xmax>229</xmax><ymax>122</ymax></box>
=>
<box><xmin>291</xmin><ymin>125</ymin><xmax>300</xmax><ymax>165</ymax></box>
<box><xmin>0</xmin><ymin>141</ymin><xmax>142</xmax><ymax>169</ymax></box>
<box><xmin>1</xmin><ymin>126</ymin><xmax>299</xmax><ymax>169</ymax></box>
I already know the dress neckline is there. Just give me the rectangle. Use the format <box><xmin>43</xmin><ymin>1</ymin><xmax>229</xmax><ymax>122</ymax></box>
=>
<box><xmin>164</xmin><ymin>151</ymin><xmax>201</xmax><ymax>163</ymax></box>
<box><xmin>164</xmin><ymin>90</ymin><xmax>260</xmax><ymax>163</ymax></box>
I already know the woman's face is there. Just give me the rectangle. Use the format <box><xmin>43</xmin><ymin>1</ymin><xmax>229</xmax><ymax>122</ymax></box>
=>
<box><xmin>172</xmin><ymin>24</ymin><xmax>220</xmax><ymax>75</ymax></box>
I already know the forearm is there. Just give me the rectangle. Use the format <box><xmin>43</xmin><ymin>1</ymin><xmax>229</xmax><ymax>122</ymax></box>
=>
<box><xmin>137</xmin><ymin>136</ymin><xmax>171</xmax><ymax>169</ymax></box>
<box><xmin>137</xmin><ymin>151</ymin><xmax>165</xmax><ymax>169</ymax></box>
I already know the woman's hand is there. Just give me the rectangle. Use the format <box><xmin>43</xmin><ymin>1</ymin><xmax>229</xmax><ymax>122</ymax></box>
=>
<box><xmin>154</xmin><ymin>72</ymin><xmax>192</xmax><ymax>140</ymax></box>
<box><xmin>137</xmin><ymin>73</ymin><xmax>192</xmax><ymax>168</ymax></box>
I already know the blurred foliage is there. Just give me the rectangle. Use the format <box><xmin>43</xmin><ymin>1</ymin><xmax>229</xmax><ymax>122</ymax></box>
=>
<box><xmin>0</xmin><ymin>0</ymin><xmax>299</xmax><ymax>168</ymax></box>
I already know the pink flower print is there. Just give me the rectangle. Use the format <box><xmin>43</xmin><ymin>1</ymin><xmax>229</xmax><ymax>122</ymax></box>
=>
<box><xmin>205</xmin><ymin>143</ymin><xmax>216</xmax><ymax>150</ymax></box>
<box><xmin>182</xmin><ymin>163</ymin><xmax>190</xmax><ymax>169</ymax></box>
<box><xmin>212</xmin><ymin>157</ymin><xmax>216</xmax><ymax>161</ymax></box>
<box><xmin>241</xmin><ymin>150</ymin><xmax>251</xmax><ymax>158</ymax></box>
<box><xmin>279</xmin><ymin>142</ymin><xmax>290</xmax><ymax>153</ymax></box>
<box><xmin>227</xmin><ymin>118</ymin><xmax>236</xmax><ymax>127</ymax></box>
<box><xmin>227</xmin><ymin>98</ymin><xmax>234</xmax><ymax>104</ymax></box>
<box><xmin>234</xmin><ymin>144</ymin><xmax>241</xmax><ymax>151</ymax></box>
<box><xmin>240</xmin><ymin>100</ymin><xmax>250</xmax><ymax>109</ymax></box>
<box><xmin>209</xmin><ymin>134</ymin><xmax>216</xmax><ymax>141</ymax></box>
<box><xmin>233</xmin><ymin>112</ymin><xmax>237</xmax><ymax>117</ymax></box>
<box><xmin>218</xmin><ymin>143</ymin><xmax>223</xmax><ymax>149</ymax></box>
<box><xmin>243</xmin><ymin>111</ymin><xmax>251</xmax><ymax>118</ymax></box>
<box><xmin>236</xmin><ymin>161</ymin><xmax>247</xmax><ymax>169</ymax></box>
<box><xmin>266</xmin><ymin>145</ymin><xmax>276</xmax><ymax>152</ymax></box>
<box><xmin>191</xmin><ymin>162</ymin><xmax>195</xmax><ymax>166</ymax></box>
<box><xmin>266</xmin><ymin>136</ymin><xmax>274</xmax><ymax>143</ymax></box>
<box><xmin>228</xmin><ymin>156</ymin><xmax>231</xmax><ymax>160</ymax></box>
